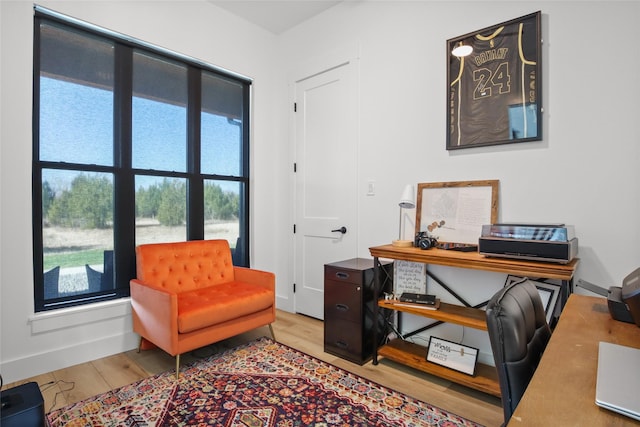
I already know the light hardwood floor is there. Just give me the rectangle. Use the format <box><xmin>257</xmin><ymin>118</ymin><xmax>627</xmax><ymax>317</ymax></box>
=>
<box><xmin>2</xmin><ymin>310</ymin><xmax>503</xmax><ymax>426</ymax></box>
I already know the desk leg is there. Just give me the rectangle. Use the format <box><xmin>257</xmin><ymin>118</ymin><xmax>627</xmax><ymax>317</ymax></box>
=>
<box><xmin>557</xmin><ymin>278</ymin><xmax>573</xmax><ymax>309</ymax></box>
<box><xmin>372</xmin><ymin>256</ymin><xmax>380</xmax><ymax>365</ymax></box>
<box><xmin>566</xmin><ymin>277</ymin><xmax>574</xmax><ymax>305</ymax></box>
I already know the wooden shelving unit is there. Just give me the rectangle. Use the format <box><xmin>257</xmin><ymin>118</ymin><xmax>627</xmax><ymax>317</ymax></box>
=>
<box><xmin>369</xmin><ymin>244</ymin><xmax>579</xmax><ymax>398</ymax></box>
<box><xmin>377</xmin><ymin>299</ymin><xmax>500</xmax><ymax>397</ymax></box>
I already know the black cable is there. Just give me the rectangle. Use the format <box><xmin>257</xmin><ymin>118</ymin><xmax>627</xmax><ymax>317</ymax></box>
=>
<box><xmin>40</xmin><ymin>379</ymin><xmax>75</xmax><ymax>413</ymax></box>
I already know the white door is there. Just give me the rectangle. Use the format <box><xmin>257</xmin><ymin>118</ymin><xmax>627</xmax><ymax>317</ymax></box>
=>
<box><xmin>293</xmin><ymin>60</ymin><xmax>358</xmax><ymax>320</ymax></box>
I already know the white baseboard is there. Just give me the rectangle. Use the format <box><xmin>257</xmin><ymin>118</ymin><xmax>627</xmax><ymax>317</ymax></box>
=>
<box><xmin>1</xmin><ymin>331</ymin><xmax>140</xmax><ymax>384</ymax></box>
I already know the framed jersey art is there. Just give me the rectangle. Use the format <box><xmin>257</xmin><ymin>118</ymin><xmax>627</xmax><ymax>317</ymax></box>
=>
<box><xmin>447</xmin><ymin>11</ymin><xmax>542</xmax><ymax>150</ymax></box>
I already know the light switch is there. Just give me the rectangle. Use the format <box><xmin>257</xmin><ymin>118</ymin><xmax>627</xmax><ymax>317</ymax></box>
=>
<box><xmin>367</xmin><ymin>180</ymin><xmax>375</xmax><ymax>196</ymax></box>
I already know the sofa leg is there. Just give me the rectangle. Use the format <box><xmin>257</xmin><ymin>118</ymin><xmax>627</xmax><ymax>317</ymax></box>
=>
<box><xmin>269</xmin><ymin>323</ymin><xmax>276</xmax><ymax>341</ymax></box>
<box><xmin>137</xmin><ymin>336</ymin><xmax>143</xmax><ymax>353</ymax></box>
<box><xmin>175</xmin><ymin>354</ymin><xmax>181</xmax><ymax>380</ymax></box>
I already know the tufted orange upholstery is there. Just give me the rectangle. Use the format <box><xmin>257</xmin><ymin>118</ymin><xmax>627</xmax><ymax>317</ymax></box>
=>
<box><xmin>134</xmin><ymin>240</ymin><xmax>236</xmax><ymax>292</ymax></box>
<box><xmin>130</xmin><ymin>239</ymin><xmax>275</xmax><ymax>377</ymax></box>
<box><xmin>177</xmin><ymin>281</ymin><xmax>274</xmax><ymax>333</ymax></box>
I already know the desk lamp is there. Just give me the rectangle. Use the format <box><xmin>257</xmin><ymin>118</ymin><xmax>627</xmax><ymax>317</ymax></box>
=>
<box><xmin>392</xmin><ymin>184</ymin><xmax>415</xmax><ymax>248</ymax></box>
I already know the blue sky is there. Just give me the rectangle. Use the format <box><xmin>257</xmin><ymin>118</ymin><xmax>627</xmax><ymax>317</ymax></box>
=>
<box><xmin>40</xmin><ymin>77</ymin><xmax>241</xmax><ymax>193</ymax></box>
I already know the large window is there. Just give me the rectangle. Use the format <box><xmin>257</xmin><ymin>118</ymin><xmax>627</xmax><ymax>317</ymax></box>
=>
<box><xmin>33</xmin><ymin>9</ymin><xmax>250</xmax><ymax>312</ymax></box>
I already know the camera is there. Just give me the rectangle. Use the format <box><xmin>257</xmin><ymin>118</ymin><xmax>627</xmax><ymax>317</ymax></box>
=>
<box><xmin>415</xmin><ymin>232</ymin><xmax>438</xmax><ymax>250</ymax></box>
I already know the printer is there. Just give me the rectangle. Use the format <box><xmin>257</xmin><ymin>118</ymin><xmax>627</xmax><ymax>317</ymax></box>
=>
<box><xmin>577</xmin><ymin>267</ymin><xmax>640</xmax><ymax>326</ymax></box>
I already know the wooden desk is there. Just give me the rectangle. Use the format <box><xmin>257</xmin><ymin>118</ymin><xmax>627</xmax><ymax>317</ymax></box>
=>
<box><xmin>509</xmin><ymin>294</ymin><xmax>640</xmax><ymax>426</ymax></box>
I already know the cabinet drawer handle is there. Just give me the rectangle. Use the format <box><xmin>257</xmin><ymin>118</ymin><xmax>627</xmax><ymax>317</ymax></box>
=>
<box><xmin>335</xmin><ymin>303</ymin><xmax>349</xmax><ymax>311</ymax></box>
<box><xmin>336</xmin><ymin>340</ymin><xmax>348</xmax><ymax>349</ymax></box>
<box><xmin>335</xmin><ymin>272</ymin><xmax>349</xmax><ymax>279</ymax></box>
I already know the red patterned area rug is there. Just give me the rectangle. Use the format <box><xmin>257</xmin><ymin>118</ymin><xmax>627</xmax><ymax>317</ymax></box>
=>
<box><xmin>47</xmin><ymin>337</ymin><xmax>483</xmax><ymax>427</ymax></box>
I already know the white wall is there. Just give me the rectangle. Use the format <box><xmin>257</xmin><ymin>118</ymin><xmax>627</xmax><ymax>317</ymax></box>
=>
<box><xmin>281</xmin><ymin>0</ymin><xmax>640</xmax><ymax>283</ymax></box>
<box><xmin>0</xmin><ymin>0</ymin><xmax>288</xmax><ymax>383</ymax></box>
<box><xmin>278</xmin><ymin>1</ymin><xmax>640</xmax><ymax>361</ymax></box>
<box><xmin>2</xmin><ymin>0</ymin><xmax>639</xmax><ymax>382</ymax></box>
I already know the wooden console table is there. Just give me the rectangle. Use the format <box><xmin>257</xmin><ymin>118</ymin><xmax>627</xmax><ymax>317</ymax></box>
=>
<box><xmin>369</xmin><ymin>244</ymin><xmax>579</xmax><ymax>397</ymax></box>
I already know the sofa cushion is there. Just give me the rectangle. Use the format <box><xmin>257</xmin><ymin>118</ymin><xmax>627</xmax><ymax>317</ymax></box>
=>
<box><xmin>177</xmin><ymin>281</ymin><xmax>274</xmax><ymax>333</ymax></box>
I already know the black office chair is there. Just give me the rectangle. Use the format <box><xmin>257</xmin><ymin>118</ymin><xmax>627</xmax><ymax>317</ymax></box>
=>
<box><xmin>486</xmin><ymin>277</ymin><xmax>551</xmax><ymax>426</ymax></box>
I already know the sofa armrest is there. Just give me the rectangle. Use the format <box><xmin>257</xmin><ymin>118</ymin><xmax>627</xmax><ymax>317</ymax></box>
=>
<box><xmin>233</xmin><ymin>267</ymin><xmax>275</xmax><ymax>291</ymax></box>
<box><xmin>130</xmin><ymin>278</ymin><xmax>179</xmax><ymax>354</ymax></box>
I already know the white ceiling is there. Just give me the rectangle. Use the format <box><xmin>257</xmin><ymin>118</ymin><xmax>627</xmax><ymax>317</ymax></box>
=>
<box><xmin>209</xmin><ymin>1</ymin><xmax>343</xmax><ymax>34</ymax></box>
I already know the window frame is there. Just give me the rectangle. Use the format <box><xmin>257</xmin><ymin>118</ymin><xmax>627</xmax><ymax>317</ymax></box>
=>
<box><xmin>32</xmin><ymin>8</ymin><xmax>251</xmax><ymax>312</ymax></box>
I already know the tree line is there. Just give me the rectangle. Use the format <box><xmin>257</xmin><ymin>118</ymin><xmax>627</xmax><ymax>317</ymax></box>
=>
<box><xmin>43</xmin><ymin>174</ymin><xmax>238</xmax><ymax>228</ymax></box>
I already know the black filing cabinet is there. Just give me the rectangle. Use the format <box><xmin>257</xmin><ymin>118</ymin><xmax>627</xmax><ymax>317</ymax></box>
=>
<box><xmin>324</xmin><ymin>258</ymin><xmax>392</xmax><ymax>364</ymax></box>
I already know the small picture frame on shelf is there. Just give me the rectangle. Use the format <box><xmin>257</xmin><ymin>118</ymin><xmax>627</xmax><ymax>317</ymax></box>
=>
<box><xmin>393</xmin><ymin>260</ymin><xmax>427</xmax><ymax>295</ymax></box>
<box><xmin>426</xmin><ymin>336</ymin><xmax>479</xmax><ymax>376</ymax></box>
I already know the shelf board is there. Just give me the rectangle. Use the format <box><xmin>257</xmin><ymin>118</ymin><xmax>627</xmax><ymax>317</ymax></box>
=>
<box><xmin>378</xmin><ymin>339</ymin><xmax>501</xmax><ymax>397</ymax></box>
<box><xmin>370</xmin><ymin>245</ymin><xmax>578</xmax><ymax>281</ymax></box>
<box><xmin>378</xmin><ymin>299</ymin><xmax>488</xmax><ymax>330</ymax></box>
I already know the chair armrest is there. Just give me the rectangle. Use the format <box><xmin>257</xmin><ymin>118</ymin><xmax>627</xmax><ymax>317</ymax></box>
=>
<box><xmin>130</xmin><ymin>278</ymin><xmax>179</xmax><ymax>354</ymax></box>
<box><xmin>233</xmin><ymin>267</ymin><xmax>275</xmax><ymax>291</ymax></box>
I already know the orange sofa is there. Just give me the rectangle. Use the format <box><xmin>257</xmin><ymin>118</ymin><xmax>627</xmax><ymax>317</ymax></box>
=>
<box><xmin>130</xmin><ymin>239</ymin><xmax>276</xmax><ymax>377</ymax></box>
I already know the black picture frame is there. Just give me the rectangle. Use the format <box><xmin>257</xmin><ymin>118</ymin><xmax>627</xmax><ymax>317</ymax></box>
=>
<box><xmin>447</xmin><ymin>11</ymin><xmax>542</xmax><ymax>150</ymax></box>
<box><xmin>505</xmin><ymin>275</ymin><xmax>560</xmax><ymax>325</ymax></box>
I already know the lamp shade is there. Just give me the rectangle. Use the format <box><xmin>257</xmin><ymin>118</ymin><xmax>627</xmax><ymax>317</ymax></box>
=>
<box><xmin>399</xmin><ymin>184</ymin><xmax>415</xmax><ymax>209</ymax></box>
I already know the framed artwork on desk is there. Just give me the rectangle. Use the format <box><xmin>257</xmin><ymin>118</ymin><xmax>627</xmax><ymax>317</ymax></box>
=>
<box><xmin>416</xmin><ymin>180</ymin><xmax>499</xmax><ymax>245</ymax></box>
<box><xmin>447</xmin><ymin>11</ymin><xmax>542</xmax><ymax>150</ymax></box>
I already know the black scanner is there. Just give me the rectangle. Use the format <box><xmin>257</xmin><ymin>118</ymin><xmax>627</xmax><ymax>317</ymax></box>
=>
<box><xmin>607</xmin><ymin>286</ymin><xmax>635</xmax><ymax>324</ymax></box>
<box><xmin>621</xmin><ymin>267</ymin><xmax>640</xmax><ymax>327</ymax></box>
<box><xmin>577</xmin><ymin>267</ymin><xmax>640</xmax><ymax>326</ymax></box>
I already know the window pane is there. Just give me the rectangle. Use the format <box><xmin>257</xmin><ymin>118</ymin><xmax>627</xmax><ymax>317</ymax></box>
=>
<box><xmin>204</xmin><ymin>180</ymin><xmax>241</xmax><ymax>245</ymax></box>
<box><xmin>39</xmin><ymin>23</ymin><xmax>114</xmax><ymax>165</ymax></box>
<box><xmin>201</xmin><ymin>72</ymin><xmax>243</xmax><ymax>176</ymax></box>
<box><xmin>135</xmin><ymin>176</ymin><xmax>187</xmax><ymax>245</ymax></box>
<box><xmin>132</xmin><ymin>51</ymin><xmax>187</xmax><ymax>172</ymax></box>
<box><xmin>42</xmin><ymin>169</ymin><xmax>114</xmax><ymax>299</ymax></box>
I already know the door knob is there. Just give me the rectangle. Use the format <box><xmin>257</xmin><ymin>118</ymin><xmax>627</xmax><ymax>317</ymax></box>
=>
<box><xmin>331</xmin><ymin>226</ymin><xmax>347</xmax><ymax>234</ymax></box>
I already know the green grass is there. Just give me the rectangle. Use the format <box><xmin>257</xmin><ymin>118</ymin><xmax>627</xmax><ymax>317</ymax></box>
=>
<box><xmin>44</xmin><ymin>249</ymin><xmax>106</xmax><ymax>270</ymax></box>
<box><xmin>43</xmin><ymin>240</ymin><xmax>236</xmax><ymax>271</ymax></box>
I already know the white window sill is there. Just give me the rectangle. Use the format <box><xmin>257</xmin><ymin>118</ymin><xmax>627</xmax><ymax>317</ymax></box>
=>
<box><xmin>29</xmin><ymin>297</ymin><xmax>132</xmax><ymax>334</ymax></box>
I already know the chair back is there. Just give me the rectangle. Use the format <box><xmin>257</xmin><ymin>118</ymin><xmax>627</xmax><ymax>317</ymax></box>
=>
<box><xmin>135</xmin><ymin>239</ymin><xmax>235</xmax><ymax>293</ymax></box>
<box><xmin>486</xmin><ymin>278</ymin><xmax>551</xmax><ymax>425</ymax></box>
